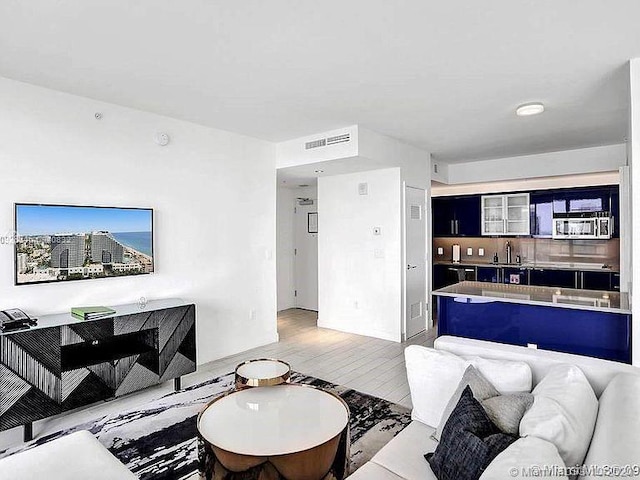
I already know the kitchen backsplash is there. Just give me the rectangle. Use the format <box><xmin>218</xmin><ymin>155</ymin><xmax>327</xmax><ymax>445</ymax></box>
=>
<box><xmin>433</xmin><ymin>237</ymin><xmax>620</xmax><ymax>268</ymax></box>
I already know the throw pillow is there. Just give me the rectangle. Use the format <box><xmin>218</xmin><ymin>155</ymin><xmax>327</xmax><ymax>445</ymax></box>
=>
<box><xmin>519</xmin><ymin>364</ymin><xmax>598</xmax><ymax>469</ymax></box>
<box><xmin>404</xmin><ymin>345</ymin><xmax>532</xmax><ymax>427</ymax></box>
<box><xmin>433</xmin><ymin>365</ymin><xmax>499</xmax><ymax>441</ymax></box>
<box><xmin>405</xmin><ymin>345</ymin><xmax>532</xmax><ymax>428</ymax></box>
<box><xmin>426</xmin><ymin>386</ymin><xmax>516</xmax><ymax>480</ymax></box>
<box><xmin>481</xmin><ymin>393</ymin><xmax>534</xmax><ymax>436</ymax></box>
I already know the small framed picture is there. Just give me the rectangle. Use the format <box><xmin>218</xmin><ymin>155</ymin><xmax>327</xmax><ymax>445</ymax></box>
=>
<box><xmin>308</xmin><ymin>212</ymin><xmax>318</xmax><ymax>234</ymax></box>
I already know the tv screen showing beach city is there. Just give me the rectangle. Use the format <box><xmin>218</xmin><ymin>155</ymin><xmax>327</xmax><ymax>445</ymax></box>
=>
<box><xmin>15</xmin><ymin>204</ymin><xmax>154</xmax><ymax>285</ymax></box>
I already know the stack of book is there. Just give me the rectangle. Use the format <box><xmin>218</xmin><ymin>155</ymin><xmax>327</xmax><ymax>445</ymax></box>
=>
<box><xmin>71</xmin><ymin>306</ymin><xmax>116</xmax><ymax>320</ymax></box>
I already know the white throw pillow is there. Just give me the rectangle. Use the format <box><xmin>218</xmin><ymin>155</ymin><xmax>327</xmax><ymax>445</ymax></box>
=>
<box><xmin>405</xmin><ymin>346</ymin><xmax>468</xmax><ymax>426</ymax></box>
<box><xmin>519</xmin><ymin>364</ymin><xmax>598</xmax><ymax>470</ymax></box>
<box><xmin>480</xmin><ymin>437</ymin><xmax>569</xmax><ymax>480</ymax></box>
<box><xmin>404</xmin><ymin>345</ymin><xmax>532</xmax><ymax>427</ymax></box>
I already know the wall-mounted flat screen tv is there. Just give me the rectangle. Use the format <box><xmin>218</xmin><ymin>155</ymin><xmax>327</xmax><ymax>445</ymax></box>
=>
<box><xmin>14</xmin><ymin>204</ymin><xmax>154</xmax><ymax>285</ymax></box>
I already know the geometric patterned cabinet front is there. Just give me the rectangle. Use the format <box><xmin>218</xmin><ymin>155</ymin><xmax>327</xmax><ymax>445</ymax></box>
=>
<box><xmin>0</xmin><ymin>302</ymin><xmax>196</xmax><ymax>433</ymax></box>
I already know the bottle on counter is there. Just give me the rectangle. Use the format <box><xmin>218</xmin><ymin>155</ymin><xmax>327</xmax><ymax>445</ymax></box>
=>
<box><xmin>516</xmin><ymin>254</ymin><xmax>522</xmax><ymax>265</ymax></box>
<box><xmin>493</xmin><ymin>252</ymin><xmax>499</xmax><ymax>264</ymax></box>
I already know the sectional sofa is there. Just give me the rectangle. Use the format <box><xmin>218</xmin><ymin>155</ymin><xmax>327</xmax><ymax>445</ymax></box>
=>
<box><xmin>348</xmin><ymin>336</ymin><xmax>640</xmax><ymax>480</ymax></box>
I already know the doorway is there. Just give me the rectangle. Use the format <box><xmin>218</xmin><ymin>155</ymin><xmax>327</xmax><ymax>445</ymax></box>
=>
<box><xmin>404</xmin><ymin>185</ymin><xmax>427</xmax><ymax>339</ymax></box>
<box><xmin>294</xmin><ymin>197</ymin><xmax>318</xmax><ymax>311</ymax></box>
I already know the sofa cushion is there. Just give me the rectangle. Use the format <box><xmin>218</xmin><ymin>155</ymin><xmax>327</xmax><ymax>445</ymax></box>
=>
<box><xmin>480</xmin><ymin>437</ymin><xmax>568</xmax><ymax>480</ymax></box>
<box><xmin>520</xmin><ymin>364</ymin><xmax>598</xmax><ymax>469</ymax></box>
<box><xmin>370</xmin><ymin>421</ymin><xmax>439</xmax><ymax>480</ymax></box>
<box><xmin>346</xmin><ymin>461</ymin><xmax>405</xmax><ymax>479</ymax></box>
<box><xmin>427</xmin><ymin>386</ymin><xmax>516</xmax><ymax>480</ymax></box>
<box><xmin>0</xmin><ymin>430</ymin><xmax>136</xmax><ymax>480</ymax></box>
<box><xmin>578</xmin><ymin>373</ymin><xmax>640</xmax><ymax>480</ymax></box>
<box><xmin>405</xmin><ymin>345</ymin><xmax>532</xmax><ymax>427</ymax></box>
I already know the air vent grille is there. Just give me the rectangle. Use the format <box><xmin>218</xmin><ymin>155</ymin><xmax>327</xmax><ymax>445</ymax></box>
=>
<box><xmin>305</xmin><ymin>139</ymin><xmax>326</xmax><ymax>150</ymax></box>
<box><xmin>410</xmin><ymin>205</ymin><xmax>422</xmax><ymax>220</ymax></box>
<box><xmin>410</xmin><ymin>302</ymin><xmax>422</xmax><ymax>319</ymax></box>
<box><xmin>304</xmin><ymin>132</ymin><xmax>351</xmax><ymax>150</ymax></box>
<box><xmin>326</xmin><ymin>133</ymin><xmax>350</xmax><ymax>145</ymax></box>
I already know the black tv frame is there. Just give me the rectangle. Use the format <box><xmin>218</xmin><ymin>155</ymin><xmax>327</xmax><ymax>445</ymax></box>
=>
<box><xmin>14</xmin><ymin>203</ymin><xmax>154</xmax><ymax>286</ymax></box>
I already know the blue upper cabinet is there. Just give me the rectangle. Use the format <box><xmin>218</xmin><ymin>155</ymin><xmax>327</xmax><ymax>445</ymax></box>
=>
<box><xmin>530</xmin><ymin>191</ymin><xmax>555</xmax><ymax>237</ymax></box>
<box><xmin>610</xmin><ymin>186</ymin><xmax>620</xmax><ymax>238</ymax></box>
<box><xmin>454</xmin><ymin>196</ymin><xmax>481</xmax><ymax>236</ymax></box>
<box><xmin>432</xmin><ymin>195</ymin><xmax>481</xmax><ymax>237</ymax></box>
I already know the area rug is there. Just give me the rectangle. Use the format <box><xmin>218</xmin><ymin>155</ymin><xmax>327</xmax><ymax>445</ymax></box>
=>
<box><xmin>0</xmin><ymin>372</ymin><xmax>411</xmax><ymax>479</ymax></box>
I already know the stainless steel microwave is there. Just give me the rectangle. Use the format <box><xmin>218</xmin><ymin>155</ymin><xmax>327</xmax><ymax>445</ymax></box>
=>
<box><xmin>552</xmin><ymin>212</ymin><xmax>612</xmax><ymax>239</ymax></box>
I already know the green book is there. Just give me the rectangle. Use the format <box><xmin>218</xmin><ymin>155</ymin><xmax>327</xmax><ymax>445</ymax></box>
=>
<box><xmin>71</xmin><ymin>306</ymin><xmax>116</xmax><ymax>319</ymax></box>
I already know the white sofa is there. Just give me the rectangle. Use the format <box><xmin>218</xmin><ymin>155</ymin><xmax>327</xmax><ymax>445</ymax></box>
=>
<box><xmin>0</xmin><ymin>430</ymin><xmax>137</xmax><ymax>479</ymax></box>
<box><xmin>348</xmin><ymin>336</ymin><xmax>640</xmax><ymax>480</ymax></box>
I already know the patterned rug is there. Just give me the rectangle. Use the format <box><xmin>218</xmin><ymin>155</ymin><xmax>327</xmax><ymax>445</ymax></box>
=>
<box><xmin>0</xmin><ymin>372</ymin><xmax>411</xmax><ymax>479</ymax></box>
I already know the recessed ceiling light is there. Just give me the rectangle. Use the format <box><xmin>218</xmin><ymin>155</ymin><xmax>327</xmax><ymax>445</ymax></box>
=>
<box><xmin>516</xmin><ymin>102</ymin><xmax>545</xmax><ymax>116</ymax></box>
<box><xmin>314</xmin><ymin>169</ymin><xmax>324</xmax><ymax>174</ymax></box>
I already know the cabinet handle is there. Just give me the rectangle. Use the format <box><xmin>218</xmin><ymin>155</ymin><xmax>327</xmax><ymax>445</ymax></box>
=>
<box><xmin>450</xmin><ymin>220</ymin><xmax>455</xmax><ymax>235</ymax></box>
<box><xmin>455</xmin><ymin>220</ymin><xmax>459</xmax><ymax>234</ymax></box>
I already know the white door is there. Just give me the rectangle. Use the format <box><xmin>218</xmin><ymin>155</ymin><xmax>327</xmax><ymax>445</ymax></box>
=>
<box><xmin>294</xmin><ymin>201</ymin><xmax>319</xmax><ymax>310</ymax></box>
<box><xmin>404</xmin><ymin>186</ymin><xmax>427</xmax><ymax>338</ymax></box>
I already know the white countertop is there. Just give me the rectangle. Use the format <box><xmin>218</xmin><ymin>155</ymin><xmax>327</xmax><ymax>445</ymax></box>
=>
<box><xmin>198</xmin><ymin>384</ymin><xmax>349</xmax><ymax>456</ymax></box>
<box><xmin>432</xmin><ymin>281</ymin><xmax>630</xmax><ymax>314</ymax></box>
<box><xmin>434</xmin><ymin>260</ymin><xmax>619</xmax><ymax>273</ymax></box>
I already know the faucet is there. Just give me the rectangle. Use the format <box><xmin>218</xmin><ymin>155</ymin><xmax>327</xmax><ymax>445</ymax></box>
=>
<box><xmin>505</xmin><ymin>241</ymin><xmax>512</xmax><ymax>264</ymax></box>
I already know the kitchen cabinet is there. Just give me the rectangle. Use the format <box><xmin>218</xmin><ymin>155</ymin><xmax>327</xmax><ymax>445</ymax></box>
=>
<box><xmin>481</xmin><ymin>193</ymin><xmax>530</xmax><ymax>236</ymax></box>
<box><xmin>432</xmin><ymin>195</ymin><xmax>481</xmax><ymax>237</ymax></box>
<box><xmin>529</xmin><ymin>268</ymin><xmax>578</xmax><ymax>289</ymax></box>
<box><xmin>503</xmin><ymin>267</ymin><xmax>529</xmax><ymax>285</ymax></box>
<box><xmin>433</xmin><ymin>264</ymin><xmax>450</xmax><ymax>290</ymax></box>
<box><xmin>477</xmin><ymin>266</ymin><xmax>501</xmax><ymax>283</ymax></box>
<box><xmin>610</xmin><ymin>187</ymin><xmax>620</xmax><ymax>238</ymax></box>
<box><xmin>530</xmin><ymin>192</ymin><xmax>555</xmax><ymax>237</ymax></box>
<box><xmin>581</xmin><ymin>271</ymin><xmax>612</xmax><ymax>291</ymax></box>
<box><xmin>433</xmin><ymin>264</ymin><xmax>476</xmax><ymax>289</ymax></box>
<box><xmin>611</xmin><ymin>273</ymin><xmax>621</xmax><ymax>291</ymax></box>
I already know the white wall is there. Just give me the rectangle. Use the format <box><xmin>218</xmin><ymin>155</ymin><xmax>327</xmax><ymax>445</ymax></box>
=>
<box><xmin>358</xmin><ymin>127</ymin><xmax>431</xmax><ymax>189</ymax></box>
<box><xmin>276</xmin><ymin>187</ymin><xmax>296</xmax><ymax>311</ymax></box>
<box><xmin>318</xmin><ymin>168</ymin><xmax>403</xmax><ymax>341</ymax></box>
<box><xmin>0</xmin><ymin>77</ymin><xmax>278</xmax><ymax>365</ymax></box>
<box><xmin>629</xmin><ymin>59</ymin><xmax>640</xmax><ymax>366</ymax></box>
<box><xmin>444</xmin><ymin>144</ymin><xmax>626</xmax><ymax>185</ymax></box>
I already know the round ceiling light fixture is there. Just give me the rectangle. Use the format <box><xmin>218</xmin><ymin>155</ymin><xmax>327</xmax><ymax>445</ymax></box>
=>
<box><xmin>516</xmin><ymin>102</ymin><xmax>545</xmax><ymax>117</ymax></box>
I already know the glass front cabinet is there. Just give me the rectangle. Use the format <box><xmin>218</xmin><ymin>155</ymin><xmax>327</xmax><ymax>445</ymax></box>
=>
<box><xmin>481</xmin><ymin>193</ymin><xmax>530</xmax><ymax>236</ymax></box>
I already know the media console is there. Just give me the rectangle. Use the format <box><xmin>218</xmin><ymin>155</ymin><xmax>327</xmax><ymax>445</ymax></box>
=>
<box><xmin>0</xmin><ymin>299</ymin><xmax>196</xmax><ymax>441</ymax></box>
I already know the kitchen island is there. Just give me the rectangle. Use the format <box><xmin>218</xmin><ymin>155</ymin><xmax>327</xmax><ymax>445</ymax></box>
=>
<box><xmin>433</xmin><ymin>281</ymin><xmax>631</xmax><ymax>363</ymax></box>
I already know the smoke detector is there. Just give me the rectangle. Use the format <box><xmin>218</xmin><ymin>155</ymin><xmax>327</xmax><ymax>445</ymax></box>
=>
<box><xmin>155</xmin><ymin>132</ymin><xmax>170</xmax><ymax>146</ymax></box>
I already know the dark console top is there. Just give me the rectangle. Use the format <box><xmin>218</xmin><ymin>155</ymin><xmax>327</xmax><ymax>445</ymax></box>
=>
<box><xmin>0</xmin><ymin>298</ymin><xmax>190</xmax><ymax>335</ymax></box>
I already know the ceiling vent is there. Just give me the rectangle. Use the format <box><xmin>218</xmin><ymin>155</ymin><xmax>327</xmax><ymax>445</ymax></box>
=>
<box><xmin>305</xmin><ymin>132</ymin><xmax>351</xmax><ymax>150</ymax></box>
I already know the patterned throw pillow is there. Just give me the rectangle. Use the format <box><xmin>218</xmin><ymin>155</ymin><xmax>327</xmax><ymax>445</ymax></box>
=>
<box><xmin>426</xmin><ymin>386</ymin><xmax>516</xmax><ymax>480</ymax></box>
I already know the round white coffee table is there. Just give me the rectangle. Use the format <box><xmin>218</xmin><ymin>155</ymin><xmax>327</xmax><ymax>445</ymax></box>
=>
<box><xmin>234</xmin><ymin>358</ymin><xmax>291</xmax><ymax>389</ymax></box>
<box><xmin>197</xmin><ymin>384</ymin><xmax>350</xmax><ymax>479</ymax></box>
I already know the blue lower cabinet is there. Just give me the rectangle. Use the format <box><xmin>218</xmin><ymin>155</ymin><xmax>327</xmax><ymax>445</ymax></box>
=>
<box><xmin>582</xmin><ymin>271</ymin><xmax>612</xmax><ymax>291</ymax></box>
<box><xmin>437</xmin><ymin>296</ymin><xmax>631</xmax><ymax>363</ymax></box>
<box><xmin>503</xmin><ymin>268</ymin><xmax>528</xmax><ymax>285</ymax></box>
<box><xmin>477</xmin><ymin>267</ymin><xmax>501</xmax><ymax>283</ymax></box>
<box><xmin>529</xmin><ymin>269</ymin><xmax>577</xmax><ymax>288</ymax></box>
<box><xmin>611</xmin><ymin>273</ymin><xmax>621</xmax><ymax>291</ymax></box>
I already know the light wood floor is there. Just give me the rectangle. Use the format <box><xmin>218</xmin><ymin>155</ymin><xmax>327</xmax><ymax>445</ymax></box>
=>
<box><xmin>0</xmin><ymin>309</ymin><xmax>435</xmax><ymax>450</ymax></box>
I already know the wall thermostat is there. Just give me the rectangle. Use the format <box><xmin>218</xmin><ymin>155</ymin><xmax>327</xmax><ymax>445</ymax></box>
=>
<box><xmin>155</xmin><ymin>132</ymin><xmax>170</xmax><ymax>146</ymax></box>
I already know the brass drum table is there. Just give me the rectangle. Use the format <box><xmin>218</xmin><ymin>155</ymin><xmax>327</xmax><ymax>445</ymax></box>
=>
<box><xmin>197</xmin><ymin>384</ymin><xmax>350</xmax><ymax>480</ymax></box>
<box><xmin>234</xmin><ymin>358</ymin><xmax>291</xmax><ymax>389</ymax></box>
